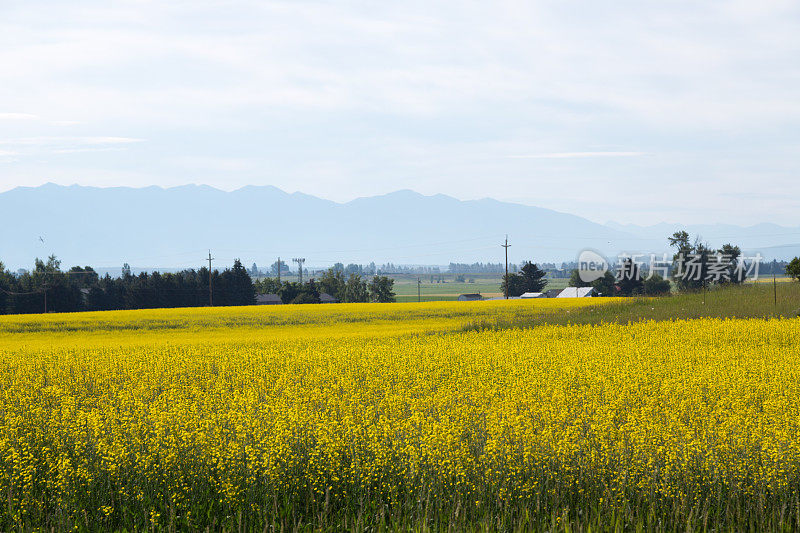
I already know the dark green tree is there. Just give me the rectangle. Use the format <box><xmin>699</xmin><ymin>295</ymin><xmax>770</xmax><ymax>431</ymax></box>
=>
<box><xmin>368</xmin><ymin>276</ymin><xmax>396</xmax><ymax>303</ymax></box>
<box><xmin>569</xmin><ymin>269</ymin><xmax>591</xmax><ymax>288</ymax></box>
<box><xmin>787</xmin><ymin>257</ymin><xmax>800</xmax><ymax>281</ymax></box>
<box><xmin>32</xmin><ymin>255</ymin><xmax>82</xmax><ymax>312</ymax></box>
<box><xmin>616</xmin><ymin>258</ymin><xmax>644</xmax><ymax>296</ymax></box>
<box><xmin>501</xmin><ymin>273</ymin><xmax>526</xmax><ymax>297</ymax></box>
<box><xmin>292</xmin><ymin>279</ymin><xmax>320</xmax><ymax>304</ymax></box>
<box><xmin>519</xmin><ymin>262</ymin><xmax>548</xmax><ymax>293</ymax></box>
<box><xmin>643</xmin><ymin>274</ymin><xmax>671</xmax><ymax>296</ymax></box>
<box><xmin>278</xmin><ymin>282</ymin><xmax>303</xmax><ymax>304</ymax></box>
<box><xmin>343</xmin><ymin>273</ymin><xmax>369</xmax><ymax>302</ymax></box>
<box><xmin>669</xmin><ymin>231</ymin><xmax>714</xmax><ymax>291</ymax></box>
<box><xmin>254</xmin><ymin>277</ymin><xmax>282</xmax><ymax>294</ymax></box>
<box><xmin>717</xmin><ymin>243</ymin><xmax>743</xmax><ymax>283</ymax></box>
<box><xmin>319</xmin><ymin>267</ymin><xmax>346</xmax><ymax>301</ymax></box>
<box><xmin>591</xmin><ymin>271</ymin><xmax>616</xmax><ymax>296</ymax></box>
<box><xmin>68</xmin><ymin>266</ymin><xmax>99</xmax><ymax>287</ymax></box>
<box><xmin>669</xmin><ymin>231</ymin><xmax>694</xmax><ymax>291</ymax></box>
<box><xmin>0</xmin><ymin>261</ymin><xmax>9</xmax><ymax>313</ymax></box>
<box><xmin>226</xmin><ymin>259</ymin><xmax>256</xmax><ymax>306</ymax></box>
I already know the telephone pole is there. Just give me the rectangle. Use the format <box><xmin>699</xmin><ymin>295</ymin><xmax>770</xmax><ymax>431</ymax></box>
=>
<box><xmin>207</xmin><ymin>250</ymin><xmax>214</xmax><ymax>306</ymax></box>
<box><xmin>774</xmin><ymin>272</ymin><xmax>777</xmax><ymax>307</ymax></box>
<box><xmin>417</xmin><ymin>277</ymin><xmax>421</xmax><ymax>302</ymax></box>
<box><xmin>42</xmin><ymin>271</ymin><xmax>50</xmax><ymax>313</ymax></box>
<box><xmin>277</xmin><ymin>257</ymin><xmax>281</xmax><ymax>283</ymax></box>
<box><xmin>293</xmin><ymin>258</ymin><xmax>305</xmax><ymax>283</ymax></box>
<box><xmin>502</xmin><ymin>235</ymin><xmax>511</xmax><ymax>299</ymax></box>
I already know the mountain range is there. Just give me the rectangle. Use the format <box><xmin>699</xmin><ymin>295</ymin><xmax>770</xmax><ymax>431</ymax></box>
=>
<box><xmin>1</xmin><ymin>183</ymin><xmax>798</xmax><ymax>271</ymax></box>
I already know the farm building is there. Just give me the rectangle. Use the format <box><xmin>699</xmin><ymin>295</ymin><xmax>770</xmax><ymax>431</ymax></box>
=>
<box><xmin>545</xmin><ymin>289</ymin><xmax>564</xmax><ymax>298</ymax></box>
<box><xmin>458</xmin><ymin>293</ymin><xmax>483</xmax><ymax>302</ymax></box>
<box><xmin>255</xmin><ymin>293</ymin><xmax>283</xmax><ymax>305</ymax></box>
<box><xmin>520</xmin><ymin>292</ymin><xmax>545</xmax><ymax>299</ymax></box>
<box><xmin>319</xmin><ymin>292</ymin><xmax>339</xmax><ymax>303</ymax></box>
<box><xmin>556</xmin><ymin>287</ymin><xmax>597</xmax><ymax>298</ymax></box>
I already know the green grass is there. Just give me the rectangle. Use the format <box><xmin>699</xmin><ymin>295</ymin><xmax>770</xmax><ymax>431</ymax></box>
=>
<box><xmin>266</xmin><ymin>272</ymin><xmax>574</xmax><ymax>303</ymax></box>
<box><xmin>391</xmin><ymin>274</ymin><xmax>571</xmax><ymax>302</ymax></box>
<box><xmin>463</xmin><ymin>281</ymin><xmax>800</xmax><ymax>332</ymax></box>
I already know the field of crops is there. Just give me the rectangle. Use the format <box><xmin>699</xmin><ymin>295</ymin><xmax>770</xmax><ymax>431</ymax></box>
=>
<box><xmin>2</xmin><ymin>297</ymin><xmax>800</xmax><ymax>531</ymax></box>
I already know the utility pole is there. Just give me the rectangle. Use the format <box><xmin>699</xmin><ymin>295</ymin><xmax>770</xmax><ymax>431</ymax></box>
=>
<box><xmin>293</xmin><ymin>258</ymin><xmax>306</xmax><ymax>283</ymax></box>
<box><xmin>774</xmin><ymin>272</ymin><xmax>777</xmax><ymax>307</ymax></box>
<box><xmin>207</xmin><ymin>250</ymin><xmax>214</xmax><ymax>306</ymax></box>
<box><xmin>502</xmin><ymin>235</ymin><xmax>511</xmax><ymax>299</ymax></box>
<box><xmin>277</xmin><ymin>257</ymin><xmax>281</xmax><ymax>283</ymax></box>
<box><xmin>417</xmin><ymin>277</ymin><xmax>421</xmax><ymax>302</ymax></box>
<box><xmin>42</xmin><ymin>271</ymin><xmax>50</xmax><ymax>313</ymax></box>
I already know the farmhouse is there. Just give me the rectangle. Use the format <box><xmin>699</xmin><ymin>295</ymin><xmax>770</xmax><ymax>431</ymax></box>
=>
<box><xmin>319</xmin><ymin>292</ymin><xmax>339</xmax><ymax>303</ymax></box>
<box><xmin>255</xmin><ymin>293</ymin><xmax>282</xmax><ymax>305</ymax></box>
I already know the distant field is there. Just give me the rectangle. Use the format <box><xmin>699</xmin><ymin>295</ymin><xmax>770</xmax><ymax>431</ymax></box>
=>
<box><xmin>464</xmin><ymin>280</ymin><xmax>800</xmax><ymax>331</ymax></box>
<box><xmin>750</xmin><ymin>276</ymin><xmax>793</xmax><ymax>283</ymax></box>
<box><xmin>390</xmin><ymin>273</ymin><xmax>571</xmax><ymax>302</ymax></box>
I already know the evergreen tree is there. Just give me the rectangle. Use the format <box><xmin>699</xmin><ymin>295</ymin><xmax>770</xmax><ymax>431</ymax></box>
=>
<box><xmin>501</xmin><ymin>273</ymin><xmax>526</xmax><ymax>297</ymax></box>
<box><xmin>616</xmin><ymin>258</ymin><xmax>644</xmax><ymax>296</ymax></box>
<box><xmin>591</xmin><ymin>271</ymin><xmax>616</xmax><ymax>296</ymax></box>
<box><xmin>227</xmin><ymin>259</ymin><xmax>256</xmax><ymax>306</ymax></box>
<box><xmin>519</xmin><ymin>262</ymin><xmax>548</xmax><ymax>293</ymax></box>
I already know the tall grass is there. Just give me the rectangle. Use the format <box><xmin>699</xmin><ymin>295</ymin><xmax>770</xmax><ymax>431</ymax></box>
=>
<box><xmin>463</xmin><ymin>281</ymin><xmax>800</xmax><ymax>332</ymax></box>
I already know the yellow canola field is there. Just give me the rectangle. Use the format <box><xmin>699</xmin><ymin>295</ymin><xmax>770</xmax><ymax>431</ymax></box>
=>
<box><xmin>1</xmin><ymin>300</ymin><xmax>799</xmax><ymax>530</ymax></box>
<box><xmin>0</xmin><ymin>297</ymin><xmax>610</xmax><ymax>348</ymax></box>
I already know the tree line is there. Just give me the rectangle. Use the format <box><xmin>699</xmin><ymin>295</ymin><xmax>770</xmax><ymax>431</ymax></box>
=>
<box><xmin>254</xmin><ymin>267</ymin><xmax>396</xmax><ymax>304</ymax></box>
<box><xmin>502</xmin><ymin>232</ymin><xmax>795</xmax><ymax>298</ymax></box>
<box><xmin>0</xmin><ymin>256</ymin><xmax>255</xmax><ymax>314</ymax></box>
<box><xmin>0</xmin><ymin>256</ymin><xmax>401</xmax><ymax>314</ymax></box>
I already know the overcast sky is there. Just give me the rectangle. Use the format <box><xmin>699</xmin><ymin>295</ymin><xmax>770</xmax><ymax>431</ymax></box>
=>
<box><xmin>1</xmin><ymin>0</ymin><xmax>798</xmax><ymax>225</ymax></box>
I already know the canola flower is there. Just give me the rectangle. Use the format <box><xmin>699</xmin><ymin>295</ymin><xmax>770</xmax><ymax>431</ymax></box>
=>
<box><xmin>0</xmin><ymin>301</ymin><xmax>799</xmax><ymax>530</ymax></box>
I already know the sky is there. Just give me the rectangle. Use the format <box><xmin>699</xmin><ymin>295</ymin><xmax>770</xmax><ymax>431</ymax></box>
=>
<box><xmin>1</xmin><ymin>0</ymin><xmax>798</xmax><ymax>225</ymax></box>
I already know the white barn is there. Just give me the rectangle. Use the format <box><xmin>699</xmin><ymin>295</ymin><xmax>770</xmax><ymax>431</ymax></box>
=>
<box><xmin>556</xmin><ymin>287</ymin><xmax>597</xmax><ymax>298</ymax></box>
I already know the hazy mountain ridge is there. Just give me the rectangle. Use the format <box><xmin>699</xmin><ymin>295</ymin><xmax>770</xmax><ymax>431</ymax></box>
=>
<box><xmin>0</xmin><ymin>183</ymin><xmax>796</xmax><ymax>270</ymax></box>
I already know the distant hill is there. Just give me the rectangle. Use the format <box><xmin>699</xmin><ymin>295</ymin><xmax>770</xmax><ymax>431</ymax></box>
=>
<box><xmin>0</xmin><ymin>183</ymin><xmax>797</xmax><ymax>270</ymax></box>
